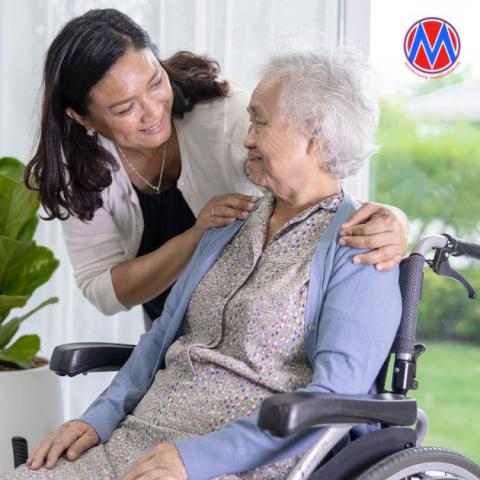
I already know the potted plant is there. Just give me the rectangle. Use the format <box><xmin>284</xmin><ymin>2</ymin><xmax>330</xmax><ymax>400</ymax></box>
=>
<box><xmin>0</xmin><ymin>156</ymin><xmax>64</xmax><ymax>472</ymax></box>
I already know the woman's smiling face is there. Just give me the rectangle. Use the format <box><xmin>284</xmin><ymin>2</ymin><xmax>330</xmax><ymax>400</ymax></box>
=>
<box><xmin>243</xmin><ymin>76</ymin><xmax>315</xmax><ymax>200</ymax></box>
<box><xmin>80</xmin><ymin>47</ymin><xmax>174</xmax><ymax>150</ymax></box>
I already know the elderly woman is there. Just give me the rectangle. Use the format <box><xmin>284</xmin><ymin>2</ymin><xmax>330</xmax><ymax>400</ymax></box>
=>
<box><xmin>12</xmin><ymin>48</ymin><xmax>401</xmax><ymax>480</ymax></box>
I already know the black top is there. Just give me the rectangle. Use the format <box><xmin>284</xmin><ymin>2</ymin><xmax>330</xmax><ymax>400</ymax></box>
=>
<box><xmin>133</xmin><ymin>182</ymin><xmax>195</xmax><ymax>323</ymax></box>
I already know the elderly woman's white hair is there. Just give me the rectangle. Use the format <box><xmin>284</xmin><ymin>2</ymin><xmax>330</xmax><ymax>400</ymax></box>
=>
<box><xmin>260</xmin><ymin>47</ymin><xmax>379</xmax><ymax>179</ymax></box>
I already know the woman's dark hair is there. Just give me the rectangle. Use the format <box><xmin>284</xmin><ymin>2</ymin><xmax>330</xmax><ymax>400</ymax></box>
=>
<box><xmin>26</xmin><ymin>8</ymin><xmax>228</xmax><ymax>221</ymax></box>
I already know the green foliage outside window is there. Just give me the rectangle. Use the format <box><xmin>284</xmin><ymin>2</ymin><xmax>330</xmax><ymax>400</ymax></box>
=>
<box><xmin>371</xmin><ymin>99</ymin><xmax>480</xmax><ymax>343</ymax></box>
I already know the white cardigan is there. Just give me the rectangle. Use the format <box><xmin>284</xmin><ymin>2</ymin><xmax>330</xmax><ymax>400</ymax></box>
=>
<box><xmin>61</xmin><ymin>84</ymin><xmax>261</xmax><ymax>315</ymax></box>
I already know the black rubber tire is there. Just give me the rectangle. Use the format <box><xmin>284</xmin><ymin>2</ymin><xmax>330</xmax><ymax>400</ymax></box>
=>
<box><xmin>356</xmin><ymin>446</ymin><xmax>480</xmax><ymax>480</ymax></box>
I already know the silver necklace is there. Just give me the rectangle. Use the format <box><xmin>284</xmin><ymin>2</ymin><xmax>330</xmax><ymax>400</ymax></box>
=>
<box><xmin>116</xmin><ymin>140</ymin><xmax>168</xmax><ymax>194</ymax></box>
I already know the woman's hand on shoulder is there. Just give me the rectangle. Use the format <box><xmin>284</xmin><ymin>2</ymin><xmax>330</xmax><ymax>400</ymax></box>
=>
<box><xmin>26</xmin><ymin>420</ymin><xmax>99</xmax><ymax>470</ymax></box>
<box><xmin>192</xmin><ymin>193</ymin><xmax>258</xmax><ymax>237</ymax></box>
<box><xmin>339</xmin><ymin>202</ymin><xmax>409</xmax><ymax>271</ymax></box>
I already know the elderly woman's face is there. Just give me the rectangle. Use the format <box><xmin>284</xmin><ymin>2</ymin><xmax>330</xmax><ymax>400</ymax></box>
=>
<box><xmin>243</xmin><ymin>77</ymin><xmax>313</xmax><ymax>198</ymax></box>
<box><xmin>83</xmin><ymin>48</ymin><xmax>173</xmax><ymax>150</ymax></box>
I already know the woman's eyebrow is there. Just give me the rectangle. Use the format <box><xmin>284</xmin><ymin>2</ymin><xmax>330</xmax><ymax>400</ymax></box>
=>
<box><xmin>108</xmin><ymin>96</ymin><xmax>135</xmax><ymax>110</ymax></box>
<box><xmin>107</xmin><ymin>68</ymin><xmax>161</xmax><ymax>109</ymax></box>
<box><xmin>147</xmin><ymin>66</ymin><xmax>162</xmax><ymax>84</ymax></box>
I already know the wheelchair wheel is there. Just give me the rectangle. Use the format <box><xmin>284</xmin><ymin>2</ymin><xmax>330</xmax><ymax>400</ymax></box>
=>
<box><xmin>356</xmin><ymin>446</ymin><xmax>480</xmax><ymax>480</ymax></box>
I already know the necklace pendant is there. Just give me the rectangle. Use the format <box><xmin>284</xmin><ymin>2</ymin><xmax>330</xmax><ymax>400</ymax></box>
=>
<box><xmin>116</xmin><ymin>141</ymin><xmax>168</xmax><ymax>196</ymax></box>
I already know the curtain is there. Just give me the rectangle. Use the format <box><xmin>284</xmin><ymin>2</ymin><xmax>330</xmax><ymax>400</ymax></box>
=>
<box><xmin>0</xmin><ymin>0</ymin><xmax>369</xmax><ymax>419</ymax></box>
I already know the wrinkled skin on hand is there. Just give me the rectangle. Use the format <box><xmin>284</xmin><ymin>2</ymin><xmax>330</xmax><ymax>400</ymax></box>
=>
<box><xmin>27</xmin><ymin>420</ymin><xmax>99</xmax><ymax>470</ymax></box>
<box><xmin>339</xmin><ymin>202</ymin><xmax>409</xmax><ymax>270</ymax></box>
<box><xmin>120</xmin><ymin>442</ymin><xmax>187</xmax><ymax>480</ymax></box>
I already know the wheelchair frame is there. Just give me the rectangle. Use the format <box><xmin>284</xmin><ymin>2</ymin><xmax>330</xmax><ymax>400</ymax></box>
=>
<box><xmin>12</xmin><ymin>233</ymin><xmax>480</xmax><ymax>479</ymax></box>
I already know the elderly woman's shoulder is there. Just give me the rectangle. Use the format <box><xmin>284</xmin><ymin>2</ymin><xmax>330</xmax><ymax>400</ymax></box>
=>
<box><xmin>329</xmin><ymin>195</ymin><xmax>401</xmax><ymax>272</ymax></box>
<box><xmin>337</xmin><ymin>193</ymin><xmax>362</xmax><ymax>221</ymax></box>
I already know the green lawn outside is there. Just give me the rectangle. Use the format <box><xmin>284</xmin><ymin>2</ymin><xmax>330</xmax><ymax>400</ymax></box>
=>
<box><xmin>407</xmin><ymin>342</ymin><xmax>480</xmax><ymax>463</ymax></box>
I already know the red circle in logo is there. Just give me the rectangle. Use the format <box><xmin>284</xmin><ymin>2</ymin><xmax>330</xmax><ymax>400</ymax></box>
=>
<box><xmin>404</xmin><ymin>17</ymin><xmax>460</xmax><ymax>75</ymax></box>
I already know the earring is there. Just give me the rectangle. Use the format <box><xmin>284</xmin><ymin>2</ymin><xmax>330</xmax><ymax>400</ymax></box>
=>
<box><xmin>86</xmin><ymin>128</ymin><xmax>96</xmax><ymax>137</ymax></box>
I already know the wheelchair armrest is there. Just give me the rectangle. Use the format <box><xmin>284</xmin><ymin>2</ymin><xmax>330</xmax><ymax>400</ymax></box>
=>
<box><xmin>49</xmin><ymin>342</ymin><xmax>135</xmax><ymax>377</ymax></box>
<box><xmin>258</xmin><ymin>392</ymin><xmax>417</xmax><ymax>437</ymax></box>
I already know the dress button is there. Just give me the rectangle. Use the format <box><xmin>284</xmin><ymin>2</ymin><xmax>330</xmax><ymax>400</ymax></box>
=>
<box><xmin>307</xmin><ymin>324</ymin><xmax>316</xmax><ymax>333</ymax></box>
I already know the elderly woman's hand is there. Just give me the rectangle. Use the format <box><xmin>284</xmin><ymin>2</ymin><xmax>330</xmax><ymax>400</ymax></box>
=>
<box><xmin>26</xmin><ymin>420</ymin><xmax>99</xmax><ymax>470</ymax></box>
<box><xmin>339</xmin><ymin>202</ymin><xmax>408</xmax><ymax>270</ymax></box>
<box><xmin>121</xmin><ymin>442</ymin><xmax>187</xmax><ymax>480</ymax></box>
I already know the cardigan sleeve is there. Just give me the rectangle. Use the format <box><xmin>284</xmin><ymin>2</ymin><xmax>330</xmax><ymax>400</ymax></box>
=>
<box><xmin>61</xmin><ymin>206</ymin><xmax>129</xmax><ymax>316</ymax></box>
<box><xmin>173</xmin><ymin>247</ymin><xmax>402</xmax><ymax>479</ymax></box>
<box><xmin>77</xmin><ymin>227</ymin><xmax>221</xmax><ymax>441</ymax></box>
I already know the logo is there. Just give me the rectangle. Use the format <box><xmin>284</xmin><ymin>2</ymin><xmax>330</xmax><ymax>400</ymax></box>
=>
<box><xmin>404</xmin><ymin>17</ymin><xmax>460</xmax><ymax>77</ymax></box>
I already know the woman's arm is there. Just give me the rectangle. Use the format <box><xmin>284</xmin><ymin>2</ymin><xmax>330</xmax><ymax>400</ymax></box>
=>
<box><xmin>340</xmin><ymin>202</ymin><xmax>409</xmax><ymax>270</ymax></box>
<box><xmin>111</xmin><ymin>193</ymin><xmax>256</xmax><ymax>308</ymax></box>
<box><xmin>26</xmin><ymin>226</ymin><xmax>224</xmax><ymax>471</ymax></box>
<box><xmin>62</xmin><ymin>193</ymin><xmax>256</xmax><ymax>314</ymax></box>
<box><xmin>76</xmin><ymin>224</ymin><xmax>227</xmax><ymax>442</ymax></box>
<box><xmin>110</xmin><ymin>224</ymin><xmax>202</xmax><ymax>309</ymax></box>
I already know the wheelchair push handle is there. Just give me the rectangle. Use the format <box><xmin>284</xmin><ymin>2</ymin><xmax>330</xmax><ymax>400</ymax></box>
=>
<box><xmin>396</xmin><ymin>233</ymin><xmax>480</xmax><ymax>356</ymax></box>
<box><xmin>392</xmin><ymin>254</ymin><xmax>425</xmax><ymax>357</ymax></box>
<box><xmin>411</xmin><ymin>233</ymin><xmax>480</xmax><ymax>259</ymax></box>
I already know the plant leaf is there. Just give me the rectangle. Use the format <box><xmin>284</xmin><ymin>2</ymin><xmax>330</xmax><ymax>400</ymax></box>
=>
<box><xmin>0</xmin><ymin>317</ymin><xmax>20</xmax><ymax>349</ymax></box>
<box><xmin>0</xmin><ymin>294</ymin><xmax>28</xmax><ymax>324</ymax></box>
<box><xmin>0</xmin><ymin>236</ymin><xmax>59</xmax><ymax>295</ymax></box>
<box><xmin>14</xmin><ymin>296</ymin><xmax>59</xmax><ymax>322</ymax></box>
<box><xmin>0</xmin><ymin>237</ymin><xmax>58</xmax><ymax>321</ymax></box>
<box><xmin>0</xmin><ymin>334</ymin><xmax>40</xmax><ymax>367</ymax></box>
<box><xmin>16</xmin><ymin>215</ymin><xmax>39</xmax><ymax>242</ymax></box>
<box><xmin>0</xmin><ymin>157</ymin><xmax>25</xmax><ymax>182</ymax></box>
<box><xmin>0</xmin><ymin>297</ymin><xmax>58</xmax><ymax>348</ymax></box>
<box><xmin>0</xmin><ymin>176</ymin><xmax>39</xmax><ymax>240</ymax></box>
<box><xmin>0</xmin><ymin>157</ymin><xmax>40</xmax><ymax>241</ymax></box>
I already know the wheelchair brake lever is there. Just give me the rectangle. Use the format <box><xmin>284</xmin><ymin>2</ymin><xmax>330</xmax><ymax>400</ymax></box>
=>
<box><xmin>430</xmin><ymin>249</ymin><xmax>477</xmax><ymax>299</ymax></box>
<box><xmin>414</xmin><ymin>343</ymin><xmax>426</xmax><ymax>360</ymax></box>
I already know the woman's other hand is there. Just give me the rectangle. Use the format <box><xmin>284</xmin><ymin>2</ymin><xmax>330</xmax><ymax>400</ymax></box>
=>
<box><xmin>192</xmin><ymin>193</ymin><xmax>258</xmax><ymax>237</ymax></box>
<box><xmin>339</xmin><ymin>202</ymin><xmax>408</xmax><ymax>271</ymax></box>
<box><xmin>121</xmin><ymin>442</ymin><xmax>187</xmax><ymax>480</ymax></box>
<box><xmin>26</xmin><ymin>420</ymin><xmax>99</xmax><ymax>470</ymax></box>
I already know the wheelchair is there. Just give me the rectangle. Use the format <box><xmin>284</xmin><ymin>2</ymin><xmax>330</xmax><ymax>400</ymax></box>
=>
<box><xmin>11</xmin><ymin>233</ymin><xmax>480</xmax><ymax>479</ymax></box>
